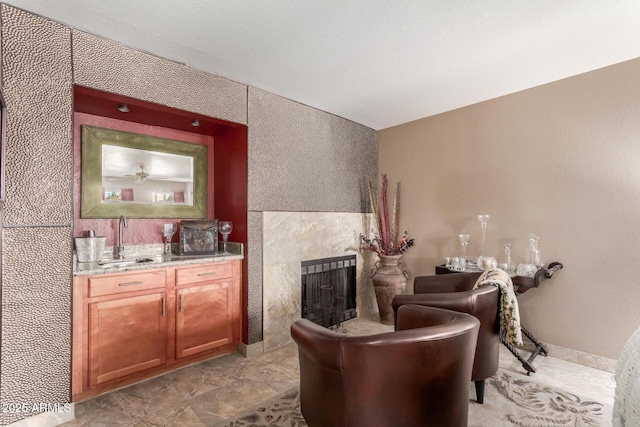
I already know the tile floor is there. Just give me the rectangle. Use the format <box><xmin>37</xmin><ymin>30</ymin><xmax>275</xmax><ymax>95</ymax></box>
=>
<box><xmin>62</xmin><ymin>314</ymin><xmax>617</xmax><ymax>426</ymax></box>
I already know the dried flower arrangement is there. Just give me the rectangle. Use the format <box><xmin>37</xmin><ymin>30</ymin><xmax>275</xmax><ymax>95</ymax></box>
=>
<box><xmin>360</xmin><ymin>174</ymin><xmax>415</xmax><ymax>256</ymax></box>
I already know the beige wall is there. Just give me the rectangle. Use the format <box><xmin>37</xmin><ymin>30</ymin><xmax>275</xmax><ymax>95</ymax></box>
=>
<box><xmin>379</xmin><ymin>57</ymin><xmax>640</xmax><ymax>359</ymax></box>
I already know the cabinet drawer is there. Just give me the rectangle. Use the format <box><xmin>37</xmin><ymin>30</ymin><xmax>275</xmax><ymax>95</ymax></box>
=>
<box><xmin>88</xmin><ymin>270</ymin><xmax>166</xmax><ymax>297</ymax></box>
<box><xmin>176</xmin><ymin>262</ymin><xmax>233</xmax><ymax>285</ymax></box>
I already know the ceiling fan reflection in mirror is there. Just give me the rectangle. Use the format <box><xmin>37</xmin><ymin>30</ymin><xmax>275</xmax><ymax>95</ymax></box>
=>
<box><xmin>127</xmin><ymin>164</ymin><xmax>149</xmax><ymax>184</ymax></box>
<box><xmin>135</xmin><ymin>164</ymin><xmax>148</xmax><ymax>184</ymax></box>
<box><xmin>123</xmin><ymin>164</ymin><xmax>169</xmax><ymax>184</ymax></box>
<box><xmin>104</xmin><ymin>161</ymin><xmax>171</xmax><ymax>184</ymax></box>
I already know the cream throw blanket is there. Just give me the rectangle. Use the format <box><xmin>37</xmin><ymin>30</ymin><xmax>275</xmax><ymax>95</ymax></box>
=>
<box><xmin>613</xmin><ymin>326</ymin><xmax>640</xmax><ymax>426</ymax></box>
<box><xmin>473</xmin><ymin>268</ymin><xmax>523</xmax><ymax>346</ymax></box>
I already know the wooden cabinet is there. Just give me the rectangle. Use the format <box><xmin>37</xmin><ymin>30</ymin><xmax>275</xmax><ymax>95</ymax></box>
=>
<box><xmin>176</xmin><ymin>282</ymin><xmax>233</xmax><ymax>358</ymax></box>
<box><xmin>89</xmin><ymin>292</ymin><xmax>167</xmax><ymax>385</ymax></box>
<box><xmin>73</xmin><ymin>259</ymin><xmax>242</xmax><ymax>401</ymax></box>
<box><xmin>174</xmin><ymin>262</ymin><xmax>241</xmax><ymax>359</ymax></box>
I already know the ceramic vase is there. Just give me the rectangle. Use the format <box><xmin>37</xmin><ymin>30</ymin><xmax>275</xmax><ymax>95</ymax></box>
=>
<box><xmin>371</xmin><ymin>254</ymin><xmax>408</xmax><ymax>325</ymax></box>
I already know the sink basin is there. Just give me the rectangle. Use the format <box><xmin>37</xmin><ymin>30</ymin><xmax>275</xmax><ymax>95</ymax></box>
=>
<box><xmin>97</xmin><ymin>257</ymin><xmax>156</xmax><ymax>268</ymax></box>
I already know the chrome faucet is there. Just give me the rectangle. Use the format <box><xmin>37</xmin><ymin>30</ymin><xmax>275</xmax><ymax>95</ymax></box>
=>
<box><xmin>116</xmin><ymin>215</ymin><xmax>128</xmax><ymax>259</ymax></box>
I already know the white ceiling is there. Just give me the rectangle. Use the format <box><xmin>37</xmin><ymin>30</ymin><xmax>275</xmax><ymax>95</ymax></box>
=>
<box><xmin>4</xmin><ymin>1</ymin><xmax>640</xmax><ymax>130</ymax></box>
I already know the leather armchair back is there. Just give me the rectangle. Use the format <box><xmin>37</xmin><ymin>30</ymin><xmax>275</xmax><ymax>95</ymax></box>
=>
<box><xmin>414</xmin><ymin>271</ymin><xmax>481</xmax><ymax>293</ymax></box>
<box><xmin>392</xmin><ymin>273</ymin><xmax>500</xmax><ymax>403</ymax></box>
<box><xmin>291</xmin><ymin>304</ymin><xmax>480</xmax><ymax>427</ymax></box>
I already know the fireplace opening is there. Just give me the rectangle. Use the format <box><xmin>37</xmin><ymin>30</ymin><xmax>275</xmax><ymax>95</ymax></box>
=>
<box><xmin>301</xmin><ymin>255</ymin><xmax>357</xmax><ymax>329</ymax></box>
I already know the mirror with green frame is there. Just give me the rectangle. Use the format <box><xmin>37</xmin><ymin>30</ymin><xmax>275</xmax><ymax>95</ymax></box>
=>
<box><xmin>81</xmin><ymin>125</ymin><xmax>208</xmax><ymax>218</ymax></box>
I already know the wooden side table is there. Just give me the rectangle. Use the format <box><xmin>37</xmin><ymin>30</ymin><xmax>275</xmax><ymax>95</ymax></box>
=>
<box><xmin>435</xmin><ymin>262</ymin><xmax>564</xmax><ymax>374</ymax></box>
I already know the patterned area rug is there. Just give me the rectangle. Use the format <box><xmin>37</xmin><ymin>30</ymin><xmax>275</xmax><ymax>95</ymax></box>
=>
<box><xmin>215</xmin><ymin>370</ymin><xmax>611</xmax><ymax>427</ymax></box>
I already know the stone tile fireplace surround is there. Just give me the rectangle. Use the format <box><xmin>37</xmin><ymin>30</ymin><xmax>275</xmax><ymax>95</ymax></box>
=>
<box><xmin>262</xmin><ymin>211</ymin><xmax>378</xmax><ymax>350</ymax></box>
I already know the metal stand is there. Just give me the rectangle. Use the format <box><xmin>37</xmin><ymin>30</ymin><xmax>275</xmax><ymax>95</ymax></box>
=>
<box><xmin>500</xmin><ymin>325</ymin><xmax>549</xmax><ymax>374</ymax></box>
<box><xmin>436</xmin><ymin>261</ymin><xmax>564</xmax><ymax>375</ymax></box>
<box><xmin>502</xmin><ymin>262</ymin><xmax>563</xmax><ymax>374</ymax></box>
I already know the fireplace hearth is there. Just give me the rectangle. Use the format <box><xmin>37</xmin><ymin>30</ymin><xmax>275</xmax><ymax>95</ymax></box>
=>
<box><xmin>301</xmin><ymin>255</ymin><xmax>357</xmax><ymax>329</ymax></box>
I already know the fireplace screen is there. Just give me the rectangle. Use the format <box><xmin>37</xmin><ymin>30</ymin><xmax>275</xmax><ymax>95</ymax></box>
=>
<box><xmin>301</xmin><ymin>255</ymin><xmax>357</xmax><ymax>329</ymax></box>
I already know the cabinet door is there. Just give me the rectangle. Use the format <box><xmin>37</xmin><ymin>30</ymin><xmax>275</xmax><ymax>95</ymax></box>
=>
<box><xmin>176</xmin><ymin>281</ymin><xmax>233</xmax><ymax>358</ymax></box>
<box><xmin>89</xmin><ymin>293</ymin><xmax>167</xmax><ymax>386</ymax></box>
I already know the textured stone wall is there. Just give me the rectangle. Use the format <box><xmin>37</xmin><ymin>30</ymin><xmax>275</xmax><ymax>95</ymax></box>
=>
<box><xmin>2</xmin><ymin>7</ymin><xmax>73</xmax><ymax>226</ymax></box>
<box><xmin>0</xmin><ymin>5</ymin><xmax>74</xmax><ymax>425</ymax></box>
<box><xmin>246</xmin><ymin>211</ymin><xmax>263</xmax><ymax>344</ymax></box>
<box><xmin>1</xmin><ymin>228</ymin><xmax>72</xmax><ymax>425</ymax></box>
<box><xmin>72</xmin><ymin>30</ymin><xmax>248</xmax><ymax>125</ymax></box>
<box><xmin>247</xmin><ymin>87</ymin><xmax>377</xmax><ymax>213</ymax></box>
<box><xmin>246</xmin><ymin>87</ymin><xmax>377</xmax><ymax>344</ymax></box>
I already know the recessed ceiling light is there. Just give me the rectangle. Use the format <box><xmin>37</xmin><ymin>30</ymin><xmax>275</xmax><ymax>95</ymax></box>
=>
<box><xmin>118</xmin><ymin>104</ymin><xmax>130</xmax><ymax>113</ymax></box>
<box><xmin>191</xmin><ymin>119</ymin><xmax>200</xmax><ymax>127</ymax></box>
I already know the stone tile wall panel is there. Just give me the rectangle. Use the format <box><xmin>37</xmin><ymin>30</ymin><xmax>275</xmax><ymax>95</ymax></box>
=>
<box><xmin>262</xmin><ymin>212</ymin><xmax>378</xmax><ymax>350</ymax></box>
<box><xmin>72</xmin><ymin>31</ymin><xmax>248</xmax><ymax>125</ymax></box>
<box><xmin>247</xmin><ymin>87</ymin><xmax>377</xmax><ymax>212</ymax></box>
<box><xmin>0</xmin><ymin>226</ymin><xmax>72</xmax><ymax>425</ymax></box>
<box><xmin>0</xmin><ymin>6</ymin><xmax>74</xmax><ymax>424</ymax></box>
<box><xmin>247</xmin><ymin>211</ymin><xmax>263</xmax><ymax>343</ymax></box>
<box><xmin>1</xmin><ymin>5</ymin><xmax>73</xmax><ymax>226</ymax></box>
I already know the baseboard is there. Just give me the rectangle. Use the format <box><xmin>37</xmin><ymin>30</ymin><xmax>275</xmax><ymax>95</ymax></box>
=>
<box><xmin>237</xmin><ymin>341</ymin><xmax>265</xmax><ymax>357</ymax></box>
<box><xmin>545</xmin><ymin>343</ymin><xmax>617</xmax><ymax>373</ymax></box>
<box><xmin>5</xmin><ymin>405</ymin><xmax>74</xmax><ymax>427</ymax></box>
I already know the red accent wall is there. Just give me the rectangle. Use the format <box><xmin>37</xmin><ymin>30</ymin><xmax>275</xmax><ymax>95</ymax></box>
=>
<box><xmin>73</xmin><ymin>86</ymin><xmax>249</xmax><ymax>342</ymax></box>
<box><xmin>213</xmin><ymin>125</ymin><xmax>249</xmax><ymax>341</ymax></box>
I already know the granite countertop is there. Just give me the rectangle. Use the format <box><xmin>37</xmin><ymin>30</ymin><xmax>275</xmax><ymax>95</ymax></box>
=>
<box><xmin>74</xmin><ymin>242</ymin><xmax>244</xmax><ymax>276</ymax></box>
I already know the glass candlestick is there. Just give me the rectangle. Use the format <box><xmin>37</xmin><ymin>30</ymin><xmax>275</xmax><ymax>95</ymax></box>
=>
<box><xmin>458</xmin><ymin>234</ymin><xmax>470</xmax><ymax>259</ymax></box>
<box><xmin>219</xmin><ymin>221</ymin><xmax>233</xmax><ymax>254</ymax></box>
<box><xmin>477</xmin><ymin>214</ymin><xmax>490</xmax><ymax>257</ymax></box>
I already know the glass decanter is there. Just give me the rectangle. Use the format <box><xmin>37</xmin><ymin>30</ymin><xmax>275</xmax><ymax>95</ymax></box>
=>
<box><xmin>525</xmin><ymin>233</ymin><xmax>543</xmax><ymax>268</ymax></box>
<box><xmin>503</xmin><ymin>242</ymin><xmax>516</xmax><ymax>275</ymax></box>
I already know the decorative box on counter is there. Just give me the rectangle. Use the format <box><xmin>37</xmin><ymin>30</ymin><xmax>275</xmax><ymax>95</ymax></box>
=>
<box><xmin>178</xmin><ymin>219</ymin><xmax>219</xmax><ymax>255</ymax></box>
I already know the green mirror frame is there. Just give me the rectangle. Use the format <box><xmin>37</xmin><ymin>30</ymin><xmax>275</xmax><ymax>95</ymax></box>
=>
<box><xmin>81</xmin><ymin>125</ymin><xmax>208</xmax><ymax>219</ymax></box>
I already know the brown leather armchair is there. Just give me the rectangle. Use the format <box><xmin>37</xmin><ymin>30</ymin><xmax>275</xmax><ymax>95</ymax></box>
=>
<box><xmin>392</xmin><ymin>272</ymin><xmax>500</xmax><ymax>404</ymax></box>
<box><xmin>291</xmin><ymin>304</ymin><xmax>480</xmax><ymax>427</ymax></box>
